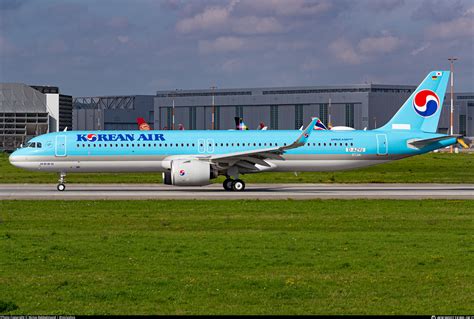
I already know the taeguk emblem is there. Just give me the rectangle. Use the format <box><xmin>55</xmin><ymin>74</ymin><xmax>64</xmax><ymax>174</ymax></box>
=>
<box><xmin>179</xmin><ymin>169</ymin><xmax>185</xmax><ymax>176</ymax></box>
<box><xmin>86</xmin><ymin>133</ymin><xmax>97</xmax><ymax>142</ymax></box>
<box><xmin>413</xmin><ymin>89</ymin><xmax>439</xmax><ymax>117</ymax></box>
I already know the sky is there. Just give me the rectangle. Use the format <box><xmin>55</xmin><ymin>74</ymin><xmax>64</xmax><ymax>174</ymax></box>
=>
<box><xmin>1</xmin><ymin>0</ymin><xmax>473</xmax><ymax>96</ymax></box>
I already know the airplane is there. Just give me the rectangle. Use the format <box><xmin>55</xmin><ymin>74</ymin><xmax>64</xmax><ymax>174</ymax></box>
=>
<box><xmin>9</xmin><ymin>71</ymin><xmax>466</xmax><ymax>192</ymax></box>
<box><xmin>137</xmin><ymin>117</ymin><xmax>151</xmax><ymax>131</ymax></box>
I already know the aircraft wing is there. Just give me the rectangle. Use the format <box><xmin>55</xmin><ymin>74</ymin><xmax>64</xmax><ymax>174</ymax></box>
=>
<box><xmin>408</xmin><ymin>135</ymin><xmax>460</xmax><ymax>149</ymax></box>
<box><xmin>196</xmin><ymin>117</ymin><xmax>318</xmax><ymax>170</ymax></box>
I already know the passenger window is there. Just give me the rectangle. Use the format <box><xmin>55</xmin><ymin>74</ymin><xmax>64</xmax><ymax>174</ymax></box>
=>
<box><xmin>324</xmin><ymin>143</ymin><xmax>326</xmax><ymax>146</ymax></box>
<box><xmin>77</xmin><ymin>144</ymin><xmax>79</xmax><ymax>147</ymax></box>
<box><xmin>351</xmin><ymin>143</ymin><xmax>354</xmax><ymax>146</ymax></box>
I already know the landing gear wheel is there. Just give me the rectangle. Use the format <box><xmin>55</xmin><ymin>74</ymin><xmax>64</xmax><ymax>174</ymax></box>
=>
<box><xmin>57</xmin><ymin>172</ymin><xmax>66</xmax><ymax>191</ymax></box>
<box><xmin>232</xmin><ymin>179</ymin><xmax>245</xmax><ymax>192</ymax></box>
<box><xmin>223</xmin><ymin>178</ymin><xmax>233</xmax><ymax>191</ymax></box>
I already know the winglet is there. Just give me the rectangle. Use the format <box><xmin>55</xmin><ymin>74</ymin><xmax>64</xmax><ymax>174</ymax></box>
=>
<box><xmin>284</xmin><ymin>117</ymin><xmax>318</xmax><ymax>150</ymax></box>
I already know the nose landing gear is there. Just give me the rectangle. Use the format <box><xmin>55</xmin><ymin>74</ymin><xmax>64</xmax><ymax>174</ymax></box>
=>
<box><xmin>57</xmin><ymin>172</ymin><xmax>66</xmax><ymax>191</ymax></box>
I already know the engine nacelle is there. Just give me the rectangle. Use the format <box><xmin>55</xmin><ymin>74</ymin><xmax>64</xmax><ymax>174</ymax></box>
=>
<box><xmin>163</xmin><ymin>159</ymin><xmax>218</xmax><ymax>186</ymax></box>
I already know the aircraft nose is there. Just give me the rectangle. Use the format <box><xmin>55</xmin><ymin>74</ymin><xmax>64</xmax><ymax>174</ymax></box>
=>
<box><xmin>8</xmin><ymin>150</ymin><xmax>26</xmax><ymax>168</ymax></box>
<box><xmin>9</xmin><ymin>151</ymin><xmax>19</xmax><ymax>167</ymax></box>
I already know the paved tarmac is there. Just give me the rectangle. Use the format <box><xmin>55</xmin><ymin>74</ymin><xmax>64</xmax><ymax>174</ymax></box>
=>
<box><xmin>0</xmin><ymin>183</ymin><xmax>473</xmax><ymax>200</ymax></box>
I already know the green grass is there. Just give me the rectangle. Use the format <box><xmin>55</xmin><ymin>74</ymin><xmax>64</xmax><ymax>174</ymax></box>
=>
<box><xmin>1</xmin><ymin>152</ymin><xmax>473</xmax><ymax>184</ymax></box>
<box><xmin>0</xmin><ymin>200</ymin><xmax>473</xmax><ymax>314</ymax></box>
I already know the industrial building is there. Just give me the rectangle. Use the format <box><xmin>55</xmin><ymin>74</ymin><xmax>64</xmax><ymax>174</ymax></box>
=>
<box><xmin>1</xmin><ymin>81</ymin><xmax>472</xmax><ymax>152</ymax></box>
<box><xmin>72</xmin><ymin>85</ymin><xmax>473</xmax><ymax>137</ymax></box>
<box><xmin>0</xmin><ymin>83</ymin><xmax>72</xmax><ymax>151</ymax></box>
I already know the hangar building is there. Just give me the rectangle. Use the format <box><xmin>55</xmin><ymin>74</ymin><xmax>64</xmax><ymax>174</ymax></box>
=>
<box><xmin>154</xmin><ymin>85</ymin><xmax>473</xmax><ymax>136</ymax></box>
<box><xmin>72</xmin><ymin>85</ymin><xmax>473</xmax><ymax>138</ymax></box>
<box><xmin>0</xmin><ymin>83</ymin><xmax>72</xmax><ymax>151</ymax></box>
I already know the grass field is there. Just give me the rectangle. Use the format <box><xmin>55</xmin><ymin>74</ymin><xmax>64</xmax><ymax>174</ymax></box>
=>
<box><xmin>0</xmin><ymin>200</ymin><xmax>472</xmax><ymax>315</ymax></box>
<box><xmin>1</xmin><ymin>152</ymin><xmax>473</xmax><ymax>184</ymax></box>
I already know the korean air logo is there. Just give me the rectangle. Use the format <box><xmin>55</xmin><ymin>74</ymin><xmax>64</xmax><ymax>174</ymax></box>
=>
<box><xmin>413</xmin><ymin>89</ymin><xmax>439</xmax><ymax>117</ymax></box>
<box><xmin>179</xmin><ymin>169</ymin><xmax>186</xmax><ymax>176</ymax></box>
<box><xmin>86</xmin><ymin>133</ymin><xmax>98</xmax><ymax>142</ymax></box>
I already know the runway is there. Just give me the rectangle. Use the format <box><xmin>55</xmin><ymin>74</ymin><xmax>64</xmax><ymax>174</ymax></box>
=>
<box><xmin>0</xmin><ymin>183</ymin><xmax>473</xmax><ymax>200</ymax></box>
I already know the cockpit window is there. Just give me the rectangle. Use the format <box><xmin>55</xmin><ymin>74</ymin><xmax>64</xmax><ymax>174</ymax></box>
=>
<box><xmin>23</xmin><ymin>142</ymin><xmax>41</xmax><ymax>148</ymax></box>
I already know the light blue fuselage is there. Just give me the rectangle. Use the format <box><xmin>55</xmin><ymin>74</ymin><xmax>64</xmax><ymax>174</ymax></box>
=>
<box><xmin>9</xmin><ymin>128</ymin><xmax>456</xmax><ymax>174</ymax></box>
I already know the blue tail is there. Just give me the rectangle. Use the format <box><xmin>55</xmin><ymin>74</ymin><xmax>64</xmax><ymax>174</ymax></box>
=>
<box><xmin>379</xmin><ymin>71</ymin><xmax>450</xmax><ymax>133</ymax></box>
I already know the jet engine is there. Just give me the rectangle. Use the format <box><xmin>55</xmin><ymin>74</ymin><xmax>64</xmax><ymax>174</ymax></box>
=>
<box><xmin>163</xmin><ymin>159</ymin><xmax>218</xmax><ymax>186</ymax></box>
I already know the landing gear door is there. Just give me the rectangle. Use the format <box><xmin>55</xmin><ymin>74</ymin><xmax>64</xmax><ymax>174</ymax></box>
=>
<box><xmin>376</xmin><ymin>134</ymin><xmax>388</xmax><ymax>155</ymax></box>
<box><xmin>55</xmin><ymin>135</ymin><xmax>67</xmax><ymax>157</ymax></box>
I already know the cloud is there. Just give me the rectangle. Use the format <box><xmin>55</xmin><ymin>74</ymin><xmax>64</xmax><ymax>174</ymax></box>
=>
<box><xmin>427</xmin><ymin>9</ymin><xmax>474</xmax><ymax>39</ymax></box>
<box><xmin>221</xmin><ymin>58</ymin><xmax>243</xmax><ymax>72</ymax></box>
<box><xmin>0</xmin><ymin>0</ymin><xmax>28</xmax><ymax>11</ymax></box>
<box><xmin>232</xmin><ymin>16</ymin><xmax>283</xmax><ymax>35</ymax></box>
<box><xmin>367</xmin><ymin>0</ymin><xmax>404</xmax><ymax>12</ymax></box>
<box><xmin>328</xmin><ymin>38</ymin><xmax>362</xmax><ymax>65</ymax></box>
<box><xmin>410</xmin><ymin>42</ymin><xmax>431</xmax><ymax>56</ymax></box>
<box><xmin>412</xmin><ymin>0</ymin><xmax>466</xmax><ymax>22</ymax></box>
<box><xmin>176</xmin><ymin>3</ymin><xmax>234</xmax><ymax>34</ymax></box>
<box><xmin>240</xmin><ymin>0</ymin><xmax>332</xmax><ymax>17</ymax></box>
<box><xmin>199</xmin><ymin>36</ymin><xmax>245</xmax><ymax>54</ymax></box>
<box><xmin>358</xmin><ymin>35</ymin><xmax>401</xmax><ymax>54</ymax></box>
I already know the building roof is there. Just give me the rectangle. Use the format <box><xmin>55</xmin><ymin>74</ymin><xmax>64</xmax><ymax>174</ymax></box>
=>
<box><xmin>0</xmin><ymin>83</ymin><xmax>47</xmax><ymax>112</ymax></box>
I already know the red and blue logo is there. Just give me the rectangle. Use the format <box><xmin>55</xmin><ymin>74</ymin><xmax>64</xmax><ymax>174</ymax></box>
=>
<box><xmin>86</xmin><ymin>133</ymin><xmax>98</xmax><ymax>142</ymax></box>
<box><xmin>413</xmin><ymin>89</ymin><xmax>439</xmax><ymax>117</ymax></box>
<box><xmin>179</xmin><ymin>169</ymin><xmax>185</xmax><ymax>176</ymax></box>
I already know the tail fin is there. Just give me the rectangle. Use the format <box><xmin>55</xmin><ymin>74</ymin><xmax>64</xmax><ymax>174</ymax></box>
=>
<box><xmin>379</xmin><ymin>71</ymin><xmax>449</xmax><ymax>133</ymax></box>
<box><xmin>137</xmin><ymin>117</ymin><xmax>151</xmax><ymax>130</ymax></box>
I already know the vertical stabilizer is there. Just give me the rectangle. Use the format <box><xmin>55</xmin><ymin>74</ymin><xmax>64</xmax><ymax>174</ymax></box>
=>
<box><xmin>379</xmin><ymin>71</ymin><xmax>450</xmax><ymax>133</ymax></box>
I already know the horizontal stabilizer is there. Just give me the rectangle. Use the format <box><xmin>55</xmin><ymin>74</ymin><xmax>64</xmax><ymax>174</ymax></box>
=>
<box><xmin>408</xmin><ymin>135</ymin><xmax>459</xmax><ymax>149</ymax></box>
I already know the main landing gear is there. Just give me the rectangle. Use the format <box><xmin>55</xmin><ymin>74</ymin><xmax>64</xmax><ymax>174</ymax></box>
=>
<box><xmin>223</xmin><ymin>178</ymin><xmax>245</xmax><ymax>192</ymax></box>
<box><xmin>57</xmin><ymin>172</ymin><xmax>66</xmax><ymax>191</ymax></box>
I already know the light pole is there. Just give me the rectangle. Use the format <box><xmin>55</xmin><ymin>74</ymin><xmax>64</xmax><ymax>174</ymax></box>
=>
<box><xmin>210</xmin><ymin>86</ymin><xmax>217</xmax><ymax>130</ymax></box>
<box><xmin>448</xmin><ymin>57</ymin><xmax>458</xmax><ymax>153</ymax></box>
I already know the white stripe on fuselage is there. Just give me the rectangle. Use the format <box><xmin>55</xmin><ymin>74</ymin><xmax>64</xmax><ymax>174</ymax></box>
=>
<box><xmin>10</xmin><ymin>154</ymin><xmax>398</xmax><ymax>173</ymax></box>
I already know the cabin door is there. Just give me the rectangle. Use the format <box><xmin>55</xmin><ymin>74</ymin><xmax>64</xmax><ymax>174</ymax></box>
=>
<box><xmin>55</xmin><ymin>135</ymin><xmax>67</xmax><ymax>157</ymax></box>
<box><xmin>376</xmin><ymin>134</ymin><xmax>388</xmax><ymax>155</ymax></box>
